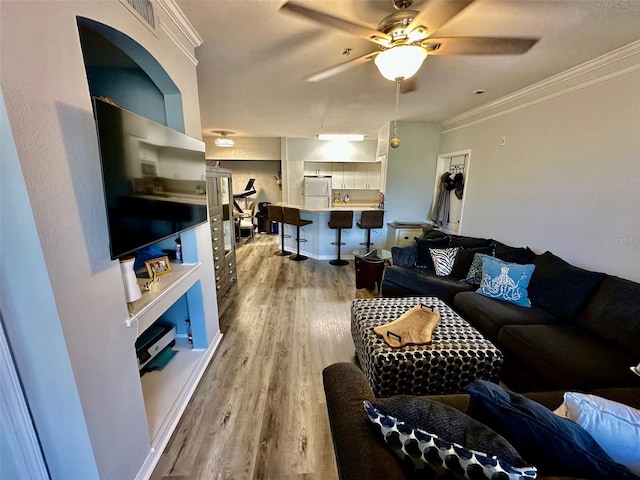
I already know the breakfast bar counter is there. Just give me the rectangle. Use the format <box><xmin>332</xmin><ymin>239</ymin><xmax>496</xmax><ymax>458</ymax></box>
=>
<box><xmin>278</xmin><ymin>203</ymin><xmax>386</xmax><ymax>260</ymax></box>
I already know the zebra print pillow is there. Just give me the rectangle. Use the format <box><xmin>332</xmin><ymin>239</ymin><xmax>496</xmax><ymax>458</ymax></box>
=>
<box><xmin>429</xmin><ymin>247</ymin><xmax>459</xmax><ymax>276</ymax></box>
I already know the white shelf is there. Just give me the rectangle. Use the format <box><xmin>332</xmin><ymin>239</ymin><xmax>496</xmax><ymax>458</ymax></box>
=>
<box><xmin>130</xmin><ymin>262</ymin><xmax>202</xmax><ymax>338</ymax></box>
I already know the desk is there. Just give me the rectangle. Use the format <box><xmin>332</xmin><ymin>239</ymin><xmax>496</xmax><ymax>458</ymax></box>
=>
<box><xmin>353</xmin><ymin>248</ymin><xmax>391</xmax><ymax>291</ymax></box>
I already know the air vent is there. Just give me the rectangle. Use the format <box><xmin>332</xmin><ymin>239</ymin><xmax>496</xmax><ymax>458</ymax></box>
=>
<box><xmin>125</xmin><ymin>0</ymin><xmax>155</xmax><ymax>28</ymax></box>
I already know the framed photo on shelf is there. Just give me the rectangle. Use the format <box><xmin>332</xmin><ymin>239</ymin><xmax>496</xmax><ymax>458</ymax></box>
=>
<box><xmin>145</xmin><ymin>256</ymin><xmax>172</xmax><ymax>278</ymax></box>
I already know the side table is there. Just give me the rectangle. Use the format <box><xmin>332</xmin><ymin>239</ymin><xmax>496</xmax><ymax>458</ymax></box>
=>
<box><xmin>353</xmin><ymin>248</ymin><xmax>391</xmax><ymax>291</ymax></box>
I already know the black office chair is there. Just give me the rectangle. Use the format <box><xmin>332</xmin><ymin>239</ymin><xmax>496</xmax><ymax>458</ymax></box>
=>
<box><xmin>328</xmin><ymin>210</ymin><xmax>353</xmax><ymax>266</ymax></box>
<box><xmin>282</xmin><ymin>207</ymin><xmax>313</xmax><ymax>261</ymax></box>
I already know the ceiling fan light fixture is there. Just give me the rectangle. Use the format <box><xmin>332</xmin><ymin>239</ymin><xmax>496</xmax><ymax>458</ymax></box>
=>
<box><xmin>374</xmin><ymin>44</ymin><xmax>427</xmax><ymax>81</ymax></box>
<box><xmin>213</xmin><ymin>131</ymin><xmax>235</xmax><ymax>148</ymax></box>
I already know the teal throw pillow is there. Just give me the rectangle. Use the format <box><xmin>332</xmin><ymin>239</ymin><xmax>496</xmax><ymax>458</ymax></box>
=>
<box><xmin>477</xmin><ymin>256</ymin><xmax>535</xmax><ymax>307</ymax></box>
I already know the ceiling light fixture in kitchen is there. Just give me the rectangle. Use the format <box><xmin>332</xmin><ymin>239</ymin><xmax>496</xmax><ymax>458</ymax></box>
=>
<box><xmin>317</xmin><ymin>134</ymin><xmax>365</xmax><ymax>142</ymax></box>
<box><xmin>213</xmin><ymin>131</ymin><xmax>235</xmax><ymax>148</ymax></box>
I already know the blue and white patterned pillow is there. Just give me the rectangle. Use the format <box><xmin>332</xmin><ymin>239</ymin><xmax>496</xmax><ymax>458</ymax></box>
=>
<box><xmin>461</xmin><ymin>253</ymin><xmax>493</xmax><ymax>285</ymax></box>
<box><xmin>477</xmin><ymin>256</ymin><xmax>536</xmax><ymax>307</ymax></box>
<box><xmin>429</xmin><ymin>247</ymin><xmax>459</xmax><ymax>276</ymax></box>
<box><xmin>364</xmin><ymin>401</ymin><xmax>537</xmax><ymax>480</ymax></box>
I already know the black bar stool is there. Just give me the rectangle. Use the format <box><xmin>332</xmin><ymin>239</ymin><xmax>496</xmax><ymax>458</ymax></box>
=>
<box><xmin>357</xmin><ymin>210</ymin><xmax>384</xmax><ymax>251</ymax></box>
<box><xmin>282</xmin><ymin>207</ymin><xmax>313</xmax><ymax>261</ymax></box>
<box><xmin>267</xmin><ymin>205</ymin><xmax>291</xmax><ymax>256</ymax></box>
<box><xmin>328</xmin><ymin>210</ymin><xmax>353</xmax><ymax>266</ymax></box>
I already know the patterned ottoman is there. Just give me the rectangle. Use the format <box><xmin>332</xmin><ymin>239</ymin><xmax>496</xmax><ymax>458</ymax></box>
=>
<box><xmin>351</xmin><ymin>297</ymin><xmax>503</xmax><ymax>396</ymax></box>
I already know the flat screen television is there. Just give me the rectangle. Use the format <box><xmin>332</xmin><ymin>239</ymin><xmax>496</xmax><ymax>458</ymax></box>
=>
<box><xmin>92</xmin><ymin>97</ymin><xmax>208</xmax><ymax>260</ymax></box>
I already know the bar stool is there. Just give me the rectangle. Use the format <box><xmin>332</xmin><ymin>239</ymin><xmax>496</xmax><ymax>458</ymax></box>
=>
<box><xmin>328</xmin><ymin>210</ymin><xmax>353</xmax><ymax>266</ymax></box>
<box><xmin>267</xmin><ymin>205</ymin><xmax>291</xmax><ymax>256</ymax></box>
<box><xmin>357</xmin><ymin>210</ymin><xmax>385</xmax><ymax>251</ymax></box>
<box><xmin>282</xmin><ymin>207</ymin><xmax>313</xmax><ymax>261</ymax></box>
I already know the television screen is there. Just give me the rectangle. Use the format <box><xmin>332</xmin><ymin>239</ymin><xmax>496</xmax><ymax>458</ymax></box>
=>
<box><xmin>93</xmin><ymin>97</ymin><xmax>208</xmax><ymax>260</ymax></box>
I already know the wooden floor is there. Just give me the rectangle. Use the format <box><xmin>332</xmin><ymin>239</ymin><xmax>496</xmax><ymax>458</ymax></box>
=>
<box><xmin>151</xmin><ymin>234</ymin><xmax>365</xmax><ymax>480</ymax></box>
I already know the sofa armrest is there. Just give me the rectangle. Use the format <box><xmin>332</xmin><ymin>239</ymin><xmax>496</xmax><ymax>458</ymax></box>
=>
<box><xmin>323</xmin><ymin>363</ymin><xmax>405</xmax><ymax>480</ymax></box>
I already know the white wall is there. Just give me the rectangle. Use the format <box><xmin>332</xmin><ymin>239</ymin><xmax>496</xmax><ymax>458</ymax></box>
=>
<box><xmin>0</xmin><ymin>2</ymin><xmax>213</xmax><ymax>479</ymax></box>
<box><xmin>439</xmin><ymin>44</ymin><xmax>640</xmax><ymax>282</ymax></box>
<box><xmin>385</xmin><ymin>121</ymin><xmax>441</xmax><ymax>226</ymax></box>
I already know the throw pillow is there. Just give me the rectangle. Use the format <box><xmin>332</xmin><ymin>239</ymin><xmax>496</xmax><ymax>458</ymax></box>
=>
<box><xmin>415</xmin><ymin>237</ymin><xmax>450</xmax><ymax>270</ymax></box>
<box><xmin>449</xmin><ymin>235</ymin><xmax>494</xmax><ymax>249</ymax></box>
<box><xmin>429</xmin><ymin>247</ymin><xmax>459</xmax><ymax>276</ymax></box>
<box><xmin>555</xmin><ymin>392</ymin><xmax>640</xmax><ymax>475</ymax></box>
<box><xmin>461</xmin><ymin>253</ymin><xmax>493</xmax><ymax>285</ymax></box>
<box><xmin>465</xmin><ymin>380</ymin><xmax>640</xmax><ymax>479</ymax></box>
<box><xmin>450</xmin><ymin>245</ymin><xmax>496</xmax><ymax>280</ymax></box>
<box><xmin>364</xmin><ymin>401</ymin><xmax>538</xmax><ymax>480</ymax></box>
<box><xmin>391</xmin><ymin>244</ymin><xmax>417</xmax><ymax>268</ymax></box>
<box><xmin>528</xmin><ymin>251</ymin><xmax>605</xmax><ymax>320</ymax></box>
<box><xmin>476</xmin><ymin>256</ymin><xmax>536</xmax><ymax>307</ymax></box>
<box><xmin>373</xmin><ymin>397</ymin><xmax>528</xmax><ymax>467</ymax></box>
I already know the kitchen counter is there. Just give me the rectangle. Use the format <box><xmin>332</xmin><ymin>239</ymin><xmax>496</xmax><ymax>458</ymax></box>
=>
<box><xmin>277</xmin><ymin>203</ymin><xmax>387</xmax><ymax>260</ymax></box>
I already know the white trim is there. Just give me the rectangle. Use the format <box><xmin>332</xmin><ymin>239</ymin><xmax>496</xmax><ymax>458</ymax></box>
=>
<box><xmin>442</xmin><ymin>40</ymin><xmax>640</xmax><ymax>133</ymax></box>
<box><xmin>134</xmin><ymin>330</ymin><xmax>223</xmax><ymax>480</ymax></box>
<box><xmin>158</xmin><ymin>19</ymin><xmax>199</xmax><ymax>66</ymax></box>
<box><xmin>431</xmin><ymin>150</ymin><xmax>471</xmax><ymax>234</ymax></box>
<box><xmin>154</xmin><ymin>0</ymin><xmax>203</xmax><ymax>48</ymax></box>
<box><xmin>0</xmin><ymin>320</ymin><xmax>49</xmax><ymax>479</ymax></box>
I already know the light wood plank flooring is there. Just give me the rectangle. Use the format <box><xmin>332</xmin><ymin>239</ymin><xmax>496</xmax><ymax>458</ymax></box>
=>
<box><xmin>151</xmin><ymin>234</ymin><xmax>362</xmax><ymax>480</ymax></box>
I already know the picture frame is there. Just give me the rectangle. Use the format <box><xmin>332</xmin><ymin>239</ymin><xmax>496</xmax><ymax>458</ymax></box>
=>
<box><xmin>145</xmin><ymin>256</ymin><xmax>172</xmax><ymax>278</ymax></box>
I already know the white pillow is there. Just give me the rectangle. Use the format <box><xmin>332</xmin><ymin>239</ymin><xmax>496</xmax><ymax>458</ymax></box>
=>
<box><xmin>429</xmin><ymin>247</ymin><xmax>458</xmax><ymax>276</ymax></box>
<box><xmin>555</xmin><ymin>392</ymin><xmax>640</xmax><ymax>474</ymax></box>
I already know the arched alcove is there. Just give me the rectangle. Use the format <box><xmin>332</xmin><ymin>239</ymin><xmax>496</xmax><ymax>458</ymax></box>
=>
<box><xmin>77</xmin><ymin>17</ymin><xmax>185</xmax><ymax>132</ymax></box>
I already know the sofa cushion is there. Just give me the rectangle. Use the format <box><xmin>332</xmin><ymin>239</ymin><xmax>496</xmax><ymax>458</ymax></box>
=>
<box><xmin>430</xmin><ymin>247</ymin><xmax>458</xmax><ymax>276</ymax></box>
<box><xmin>476</xmin><ymin>256</ymin><xmax>536</xmax><ymax>307</ymax></box>
<box><xmin>493</xmin><ymin>243</ymin><xmax>537</xmax><ymax>264</ymax></box>
<box><xmin>555</xmin><ymin>392</ymin><xmax>640</xmax><ymax>475</ymax></box>
<box><xmin>373</xmin><ymin>396</ymin><xmax>527</xmax><ymax>467</ymax></box>
<box><xmin>382</xmin><ymin>266</ymin><xmax>475</xmax><ymax>304</ymax></box>
<box><xmin>497</xmin><ymin>324</ymin><xmax>639</xmax><ymax>390</ymax></box>
<box><xmin>391</xmin><ymin>243</ymin><xmax>417</xmax><ymax>268</ymax></box>
<box><xmin>420</xmin><ymin>228</ymin><xmax>449</xmax><ymax>240</ymax></box>
<box><xmin>450</xmin><ymin>245</ymin><xmax>496</xmax><ymax>280</ymax></box>
<box><xmin>453</xmin><ymin>291</ymin><xmax>560</xmax><ymax>342</ymax></box>
<box><xmin>364</xmin><ymin>401</ymin><xmax>538</xmax><ymax>479</ymax></box>
<box><xmin>465</xmin><ymin>380</ymin><xmax>639</xmax><ymax>479</ymax></box>
<box><xmin>528</xmin><ymin>251</ymin><xmax>605</xmax><ymax>320</ymax></box>
<box><xmin>449</xmin><ymin>235</ymin><xmax>494</xmax><ymax>249</ymax></box>
<box><xmin>415</xmin><ymin>237</ymin><xmax>451</xmax><ymax>270</ymax></box>
<box><xmin>575</xmin><ymin>275</ymin><xmax>640</xmax><ymax>357</ymax></box>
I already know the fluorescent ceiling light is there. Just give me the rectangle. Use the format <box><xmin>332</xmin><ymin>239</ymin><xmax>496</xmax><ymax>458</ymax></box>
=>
<box><xmin>317</xmin><ymin>134</ymin><xmax>365</xmax><ymax>142</ymax></box>
<box><xmin>374</xmin><ymin>45</ymin><xmax>427</xmax><ymax>81</ymax></box>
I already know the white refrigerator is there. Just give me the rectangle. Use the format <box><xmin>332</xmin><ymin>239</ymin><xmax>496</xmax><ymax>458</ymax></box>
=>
<box><xmin>303</xmin><ymin>176</ymin><xmax>332</xmax><ymax>208</ymax></box>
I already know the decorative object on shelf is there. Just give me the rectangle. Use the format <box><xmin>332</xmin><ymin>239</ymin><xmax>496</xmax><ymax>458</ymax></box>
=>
<box><xmin>212</xmin><ymin>130</ymin><xmax>235</xmax><ymax>148</ymax></box>
<box><xmin>119</xmin><ymin>257</ymin><xmax>142</xmax><ymax>303</ymax></box>
<box><xmin>145</xmin><ymin>256</ymin><xmax>172</xmax><ymax>278</ymax></box>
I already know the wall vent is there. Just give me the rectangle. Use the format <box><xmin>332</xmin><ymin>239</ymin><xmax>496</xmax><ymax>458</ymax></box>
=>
<box><xmin>126</xmin><ymin>0</ymin><xmax>155</xmax><ymax>28</ymax></box>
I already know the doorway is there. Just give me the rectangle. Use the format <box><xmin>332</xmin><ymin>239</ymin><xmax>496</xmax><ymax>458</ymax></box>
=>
<box><xmin>430</xmin><ymin>150</ymin><xmax>470</xmax><ymax>234</ymax></box>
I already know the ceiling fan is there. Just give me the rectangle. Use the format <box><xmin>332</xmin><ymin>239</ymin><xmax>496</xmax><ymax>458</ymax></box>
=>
<box><xmin>280</xmin><ymin>0</ymin><xmax>538</xmax><ymax>86</ymax></box>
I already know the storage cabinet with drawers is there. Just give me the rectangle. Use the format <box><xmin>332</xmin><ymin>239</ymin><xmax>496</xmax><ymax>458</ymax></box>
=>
<box><xmin>206</xmin><ymin>165</ymin><xmax>237</xmax><ymax>304</ymax></box>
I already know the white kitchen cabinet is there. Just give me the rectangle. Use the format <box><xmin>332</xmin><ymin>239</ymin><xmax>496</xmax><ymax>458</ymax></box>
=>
<box><xmin>304</xmin><ymin>161</ymin><xmax>331</xmax><ymax>176</ymax></box>
<box><xmin>354</xmin><ymin>163</ymin><xmax>381</xmax><ymax>190</ymax></box>
<box><xmin>333</xmin><ymin>163</ymin><xmax>356</xmax><ymax>189</ymax></box>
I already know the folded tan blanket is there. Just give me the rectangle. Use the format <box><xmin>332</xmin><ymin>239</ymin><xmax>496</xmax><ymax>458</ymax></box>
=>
<box><xmin>374</xmin><ymin>304</ymin><xmax>441</xmax><ymax>348</ymax></box>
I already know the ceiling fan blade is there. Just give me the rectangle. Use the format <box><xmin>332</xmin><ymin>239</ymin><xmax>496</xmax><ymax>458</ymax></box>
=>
<box><xmin>425</xmin><ymin>36</ymin><xmax>538</xmax><ymax>55</ymax></box>
<box><xmin>305</xmin><ymin>51</ymin><xmax>380</xmax><ymax>82</ymax></box>
<box><xmin>406</xmin><ymin>0</ymin><xmax>474</xmax><ymax>38</ymax></box>
<box><xmin>400</xmin><ymin>77</ymin><xmax>417</xmax><ymax>94</ymax></box>
<box><xmin>281</xmin><ymin>2</ymin><xmax>391</xmax><ymax>45</ymax></box>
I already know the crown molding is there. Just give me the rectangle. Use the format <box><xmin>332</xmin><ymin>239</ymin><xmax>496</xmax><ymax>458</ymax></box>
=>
<box><xmin>154</xmin><ymin>0</ymin><xmax>203</xmax><ymax>49</ymax></box>
<box><xmin>442</xmin><ymin>40</ymin><xmax>640</xmax><ymax>133</ymax></box>
<box><xmin>158</xmin><ymin>18</ymin><xmax>199</xmax><ymax>66</ymax></box>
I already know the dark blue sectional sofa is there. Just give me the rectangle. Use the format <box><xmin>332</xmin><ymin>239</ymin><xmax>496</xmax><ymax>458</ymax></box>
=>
<box><xmin>380</xmin><ymin>229</ymin><xmax>640</xmax><ymax>392</ymax></box>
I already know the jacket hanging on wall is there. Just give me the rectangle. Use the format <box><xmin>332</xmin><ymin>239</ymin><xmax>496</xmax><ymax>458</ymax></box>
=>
<box><xmin>430</xmin><ymin>172</ymin><xmax>452</xmax><ymax>228</ymax></box>
<box><xmin>453</xmin><ymin>172</ymin><xmax>464</xmax><ymax>200</ymax></box>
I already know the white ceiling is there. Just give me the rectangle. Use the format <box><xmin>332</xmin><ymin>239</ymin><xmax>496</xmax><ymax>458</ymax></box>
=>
<box><xmin>176</xmin><ymin>0</ymin><xmax>640</xmax><ymax>140</ymax></box>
